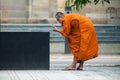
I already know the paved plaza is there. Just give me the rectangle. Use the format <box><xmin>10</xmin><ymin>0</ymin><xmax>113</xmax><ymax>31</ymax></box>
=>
<box><xmin>0</xmin><ymin>67</ymin><xmax>120</xmax><ymax>80</ymax></box>
<box><xmin>0</xmin><ymin>54</ymin><xmax>120</xmax><ymax>80</ymax></box>
<box><xmin>0</xmin><ymin>43</ymin><xmax>120</xmax><ymax>80</ymax></box>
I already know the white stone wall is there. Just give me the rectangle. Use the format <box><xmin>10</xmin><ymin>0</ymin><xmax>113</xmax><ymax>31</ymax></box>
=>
<box><xmin>0</xmin><ymin>0</ymin><xmax>28</xmax><ymax>18</ymax></box>
<box><xmin>57</xmin><ymin>0</ymin><xmax>120</xmax><ymax>24</ymax></box>
<box><xmin>0</xmin><ymin>0</ymin><xmax>120</xmax><ymax>24</ymax></box>
<box><xmin>0</xmin><ymin>0</ymin><xmax>58</xmax><ymax>23</ymax></box>
<box><xmin>31</xmin><ymin>0</ymin><xmax>49</xmax><ymax>18</ymax></box>
<box><xmin>57</xmin><ymin>0</ymin><xmax>66</xmax><ymax>12</ymax></box>
<box><xmin>0</xmin><ymin>0</ymin><xmax>28</xmax><ymax>23</ymax></box>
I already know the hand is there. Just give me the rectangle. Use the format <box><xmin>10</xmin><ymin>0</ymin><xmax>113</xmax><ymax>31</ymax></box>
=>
<box><xmin>52</xmin><ymin>26</ymin><xmax>59</xmax><ymax>32</ymax></box>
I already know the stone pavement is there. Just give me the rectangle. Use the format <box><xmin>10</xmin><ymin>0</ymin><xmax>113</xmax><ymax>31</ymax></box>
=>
<box><xmin>1</xmin><ymin>69</ymin><xmax>119</xmax><ymax>80</ymax></box>
<box><xmin>0</xmin><ymin>54</ymin><xmax>120</xmax><ymax>80</ymax></box>
<box><xmin>50</xmin><ymin>54</ymin><xmax>120</xmax><ymax>69</ymax></box>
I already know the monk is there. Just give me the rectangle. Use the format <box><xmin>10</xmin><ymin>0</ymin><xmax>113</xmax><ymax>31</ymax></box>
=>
<box><xmin>53</xmin><ymin>12</ymin><xmax>98</xmax><ymax>70</ymax></box>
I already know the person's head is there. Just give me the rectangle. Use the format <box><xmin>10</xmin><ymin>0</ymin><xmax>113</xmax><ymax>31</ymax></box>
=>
<box><xmin>55</xmin><ymin>12</ymin><xmax>64</xmax><ymax>23</ymax></box>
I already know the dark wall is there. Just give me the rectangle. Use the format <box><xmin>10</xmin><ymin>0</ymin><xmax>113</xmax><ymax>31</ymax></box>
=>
<box><xmin>0</xmin><ymin>32</ymin><xmax>49</xmax><ymax>70</ymax></box>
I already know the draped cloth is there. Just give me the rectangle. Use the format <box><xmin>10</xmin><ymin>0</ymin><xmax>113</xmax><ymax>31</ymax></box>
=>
<box><xmin>59</xmin><ymin>14</ymin><xmax>98</xmax><ymax>61</ymax></box>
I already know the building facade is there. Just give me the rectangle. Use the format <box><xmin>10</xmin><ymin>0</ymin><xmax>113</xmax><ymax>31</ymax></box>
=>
<box><xmin>0</xmin><ymin>0</ymin><xmax>120</xmax><ymax>24</ymax></box>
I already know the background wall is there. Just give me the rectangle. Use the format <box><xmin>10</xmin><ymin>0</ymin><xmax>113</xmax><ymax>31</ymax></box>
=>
<box><xmin>0</xmin><ymin>0</ymin><xmax>120</xmax><ymax>24</ymax></box>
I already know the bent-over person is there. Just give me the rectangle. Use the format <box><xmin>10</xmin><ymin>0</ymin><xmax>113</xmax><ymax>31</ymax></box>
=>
<box><xmin>53</xmin><ymin>12</ymin><xmax>98</xmax><ymax>70</ymax></box>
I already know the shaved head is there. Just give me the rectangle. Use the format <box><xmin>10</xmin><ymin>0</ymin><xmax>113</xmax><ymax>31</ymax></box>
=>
<box><xmin>55</xmin><ymin>12</ymin><xmax>64</xmax><ymax>23</ymax></box>
<box><xmin>55</xmin><ymin>12</ymin><xmax>64</xmax><ymax>18</ymax></box>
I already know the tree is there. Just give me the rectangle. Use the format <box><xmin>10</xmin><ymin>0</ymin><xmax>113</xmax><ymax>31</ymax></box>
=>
<box><xmin>65</xmin><ymin>0</ymin><xmax>110</xmax><ymax>11</ymax></box>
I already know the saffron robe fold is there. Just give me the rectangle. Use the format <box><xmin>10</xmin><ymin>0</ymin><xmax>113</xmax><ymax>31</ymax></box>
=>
<box><xmin>59</xmin><ymin>14</ymin><xmax>98</xmax><ymax>61</ymax></box>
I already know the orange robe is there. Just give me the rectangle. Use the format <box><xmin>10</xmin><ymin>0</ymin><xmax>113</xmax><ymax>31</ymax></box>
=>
<box><xmin>59</xmin><ymin>14</ymin><xmax>98</xmax><ymax>61</ymax></box>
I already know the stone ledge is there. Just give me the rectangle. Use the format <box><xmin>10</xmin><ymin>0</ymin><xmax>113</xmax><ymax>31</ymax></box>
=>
<box><xmin>0</xmin><ymin>18</ymin><xmax>58</xmax><ymax>24</ymax></box>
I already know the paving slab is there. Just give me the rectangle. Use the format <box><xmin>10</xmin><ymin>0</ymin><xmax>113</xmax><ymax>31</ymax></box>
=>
<box><xmin>0</xmin><ymin>70</ymin><xmax>111</xmax><ymax>80</ymax></box>
<box><xmin>0</xmin><ymin>52</ymin><xmax>120</xmax><ymax>80</ymax></box>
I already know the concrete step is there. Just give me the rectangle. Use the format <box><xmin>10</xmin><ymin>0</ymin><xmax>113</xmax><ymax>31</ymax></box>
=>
<box><xmin>96</xmin><ymin>32</ymin><xmax>120</xmax><ymax>36</ymax></box>
<box><xmin>50</xmin><ymin>37</ymin><xmax>65</xmax><ymax>42</ymax></box>
<box><xmin>98</xmin><ymin>36</ymin><xmax>120</xmax><ymax>40</ymax></box>
<box><xmin>1</xmin><ymin>24</ymin><xmax>120</xmax><ymax>43</ymax></box>
<box><xmin>98</xmin><ymin>40</ymin><xmax>120</xmax><ymax>43</ymax></box>
<box><xmin>96</xmin><ymin>30</ymin><xmax>120</xmax><ymax>33</ymax></box>
<box><xmin>94</xmin><ymin>24</ymin><xmax>120</xmax><ymax>30</ymax></box>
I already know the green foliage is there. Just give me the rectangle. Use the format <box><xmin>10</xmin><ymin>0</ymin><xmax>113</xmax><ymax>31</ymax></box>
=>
<box><xmin>65</xmin><ymin>0</ymin><xmax>110</xmax><ymax>11</ymax></box>
<box><xmin>94</xmin><ymin>0</ymin><xmax>110</xmax><ymax>5</ymax></box>
<box><xmin>65</xmin><ymin>0</ymin><xmax>74</xmax><ymax>7</ymax></box>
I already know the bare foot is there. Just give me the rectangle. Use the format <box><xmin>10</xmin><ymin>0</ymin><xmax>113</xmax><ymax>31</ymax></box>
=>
<box><xmin>76</xmin><ymin>67</ymin><xmax>83</xmax><ymax>70</ymax></box>
<box><xmin>64</xmin><ymin>59</ymin><xmax>77</xmax><ymax>70</ymax></box>
<box><xmin>64</xmin><ymin>65</ymin><xmax>76</xmax><ymax>70</ymax></box>
<box><xmin>76</xmin><ymin>61</ymin><xmax>84</xmax><ymax>70</ymax></box>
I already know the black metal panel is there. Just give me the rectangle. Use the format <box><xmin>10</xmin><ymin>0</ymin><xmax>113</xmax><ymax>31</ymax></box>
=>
<box><xmin>0</xmin><ymin>32</ymin><xmax>49</xmax><ymax>70</ymax></box>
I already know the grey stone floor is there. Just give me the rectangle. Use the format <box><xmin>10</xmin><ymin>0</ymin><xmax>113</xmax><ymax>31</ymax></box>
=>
<box><xmin>0</xmin><ymin>54</ymin><xmax>120</xmax><ymax>80</ymax></box>
<box><xmin>0</xmin><ymin>66</ymin><xmax>120</xmax><ymax>80</ymax></box>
